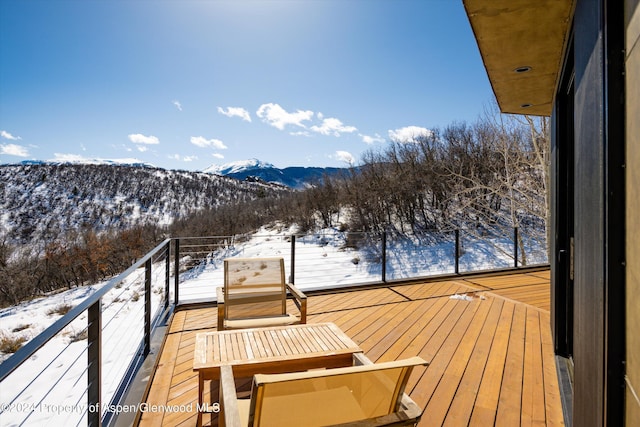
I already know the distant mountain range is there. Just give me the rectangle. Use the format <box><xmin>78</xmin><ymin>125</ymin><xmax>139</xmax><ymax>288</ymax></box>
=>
<box><xmin>204</xmin><ymin>158</ymin><xmax>350</xmax><ymax>189</ymax></box>
<box><xmin>0</xmin><ymin>158</ymin><xmax>351</xmax><ymax>246</ymax></box>
<box><xmin>18</xmin><ymin>158</ymin><xmax>156</xmax><ymax>168</ymax></box>
<box><xmin>0</xmin><ymin>162</ymin><xmax>286</xmax><ymax>246</ymax></box>
<box><xmin>15</xmin><ymin>158</ymin><xmax>350</xmax><ymax>190</ymax></box>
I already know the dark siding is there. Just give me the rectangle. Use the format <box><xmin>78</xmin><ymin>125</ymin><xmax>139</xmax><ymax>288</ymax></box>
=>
<box><xmin>563</xmin><ymin>0</ymin><xmax>627</xmax><ymax>426</ymax></box>
<box><xmin>573</xmin><ymin>0</ymin><xmax>606</xmax><ymax>425</ymax></box>
<box><xmin>602</xmin><ymin>0</ymin><xmax>627</xmax><ymax>423</ymax></box>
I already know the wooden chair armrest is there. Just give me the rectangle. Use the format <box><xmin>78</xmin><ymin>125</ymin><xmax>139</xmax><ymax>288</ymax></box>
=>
<box><xmin>217</xmin><ymin>287</ymin><xmax>225</xmax><ymax>330</ymax></box>
<box><xmin>219</xmin><ymin>366</ymin><xmax>242</xmax><ymax>427</ymax></box>
<box><xmin>286</xmin><ymin>283</ymin><xmax>307</xmax><ymax>323</ymax></box>
<box><xmin>353</xmin><ymin>352</ymin><xmax>374</xmax><ymax>366</ymax></box>
<box><xmin>349</xmin><ymin>353</ymin><xmax>425</xmax><ymax>425</ymax></box>
<box><xmin>286</xmin><ymin>282</ymin><xmax>306</xmax><ymax>300</ymax></box>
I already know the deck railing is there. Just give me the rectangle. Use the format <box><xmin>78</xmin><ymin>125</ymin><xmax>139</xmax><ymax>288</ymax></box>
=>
<box><xmin>0</xmin><ymin>227</ymin><xmax>547</xmax><ymax>426</ymax></box>
<box><xmin>174</xmin><ymin>228</ymin><xmax>547</xmax><ymax>301</ymax></box>
<box><xmin>0</xmin><ymin>239</ymin><xmax>172</xmax><ymax>427</ymax></box>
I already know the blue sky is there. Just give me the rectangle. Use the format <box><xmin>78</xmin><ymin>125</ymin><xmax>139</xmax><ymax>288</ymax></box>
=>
<box><xmin>0</xmin><ymin>0</ymin><xmax>493</xmax><ymax>171</ymax></box>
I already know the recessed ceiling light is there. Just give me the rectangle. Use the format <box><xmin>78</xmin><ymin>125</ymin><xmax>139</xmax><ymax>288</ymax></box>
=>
<box><xmin>514</xmin><ymin>66</ymin><xmax>532</xmax><ymax>73</ymax></box>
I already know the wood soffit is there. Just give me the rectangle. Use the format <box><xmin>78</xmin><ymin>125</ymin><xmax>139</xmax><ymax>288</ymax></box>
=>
<box><xmin>462</xmin><ymin>0</ymin><xmax>574</xmax><ymax>116</ymax></box>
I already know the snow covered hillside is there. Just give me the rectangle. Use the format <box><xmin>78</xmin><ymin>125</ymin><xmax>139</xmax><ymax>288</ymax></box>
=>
<box><xmin>0</xmin><ymin>163</ymin><xmax>287</xmax><ymax>245</ymax></box>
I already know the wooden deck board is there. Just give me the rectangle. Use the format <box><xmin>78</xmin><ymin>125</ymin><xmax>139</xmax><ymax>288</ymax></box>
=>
<box><xmin>463</xmin><ymin>273</ymin><xmax>549</xmax><ymax>289</ymax></box>
<box><xmin>364</xmin><ymin>298</ymin><xmax>445</xmax><ymax>362</ymax></box>
<box><xmin>540</xmin><ymin>311</ymin><xmax>565</xmax><ymax>426</ymax></box>
<box><xmin>136</xmin><ymin>269</ymin><xmax>564</xmax><ymax>427</ymax></box>
<box><xmin>442</xmin><ymin>298</ymin><xmax>505</xmax><ymax>426</ymax></box>
<box><xmin>407</xmin><ymin>296</ymin><xmax>483</xmax><ymax>408</ymax></box>
<box><xmin>391</xmin><ymin>280</ymin><xmax>466</xmax><ymax>300</ymax></box>
<box><xmin>495</xmin><ymin>303</ymin><xmax>527</xmax><ymax>426</ymax></box>
<box><xmin>521</xmin><ymin>308</ymin><xmax>547</xmax><ymax>426</ymax></box>
<box><xmin>468</xmin><ymin>301</ymin><xmax>515</xmax><ymax>427</ymax></box>
<box><xmin>422</xmin><ymin>295</ymin><xmax>493</xmax><ymax>426</ymax></box>
<box><xmin>309</xmin><ymin>287</ymin><xmax>407</xmax><ymax>313</ymax></box>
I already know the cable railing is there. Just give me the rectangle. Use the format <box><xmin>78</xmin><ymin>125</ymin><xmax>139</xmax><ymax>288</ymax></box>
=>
<box><xmin>175</xmin><ymin>227</ymin><xmax>548</xmax><ymax>298</ymax></box>
<box><xmin>0</xmin><ymin>239</ymin><xmax>172</xmax><ymax>427</ymax></box>
<box><xmin>0</xmin><ymin>227</ymin><xmax>547</xmax><ymax>426</ymax></box>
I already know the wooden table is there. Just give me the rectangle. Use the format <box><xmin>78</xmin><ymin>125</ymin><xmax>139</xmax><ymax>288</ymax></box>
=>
<box><xmin>193</xmin><ymin>322</ymin><xmax>362</xmax><ymax>426</ymax></box>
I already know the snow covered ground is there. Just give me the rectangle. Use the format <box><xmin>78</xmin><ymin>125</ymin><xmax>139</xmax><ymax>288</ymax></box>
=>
<box><xmin>0</xmin><ymin>227</ymin><xmax>547</xmax><ymax>426</ymax></box>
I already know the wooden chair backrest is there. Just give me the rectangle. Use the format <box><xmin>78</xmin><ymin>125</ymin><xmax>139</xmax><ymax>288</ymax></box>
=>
<box><xmin>247</xmin><ymin>357</ymin><xmax>425</xmax><ymax>427</ymax></box>
<box><xmin>223</xmin><ymin>257</ymin><xmax>287</xmax><ymax>321</ymax></box>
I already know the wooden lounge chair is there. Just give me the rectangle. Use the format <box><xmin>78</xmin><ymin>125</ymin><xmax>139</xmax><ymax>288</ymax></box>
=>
<box><xmin>217</xmin><ymin>257</ymin><xmax>307</xmax><ymax>330</ymax></box>
<box><xmin>218</xmin><ymin>353</ymin><xmax>428</xmax><ymax>427</ymax></box>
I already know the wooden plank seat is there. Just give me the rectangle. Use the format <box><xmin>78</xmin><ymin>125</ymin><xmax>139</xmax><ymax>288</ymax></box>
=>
<box><xmin>217</xmin><ymin>257</ymin><xmax>307</xmax><ymax>330</ymax></box>
<box><xmin>219</xmin><ymin>353</ymin><xmax>428</xmax><ymax>427</ymax></box>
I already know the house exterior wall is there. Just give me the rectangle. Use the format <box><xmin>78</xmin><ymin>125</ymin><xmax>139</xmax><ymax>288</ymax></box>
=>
<box><xmin>572</xmin><ymin>2</ymin><xmax>606</xmax><ymax>424</ymax></box>
<box><xmin>567</xmin><ymin>1</ymin><xmax>626</xmax><ymax>425</ymax></box>
<box><xmin>625</xmin><ymin>1</ymin><xmax>640</xmax><ymax>425</ymax></box>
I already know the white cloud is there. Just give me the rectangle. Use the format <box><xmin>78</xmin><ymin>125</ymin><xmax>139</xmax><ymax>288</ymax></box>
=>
<box><xmin>218</xmin><ymin>106</ymin><xmax>251</xmax><ymax>122</ymax></box>
<box><xmin>169</xmin><ymin>154</ymin><xmax>198</xmax><ymax>162</ymax></box>
<box><xmin>190</xmin><ymin>136</ymin><xmax>228</xmax><ymax>149</ymax></box>
<box><xmin>311</xmin><ymin>117</ymin><xmax>357</xmax><ymax>137</ymax></box>
<box><xmin>136</xmin><ymin>145</ymin><xmax>149</xmax><ymax>152</ymax></box>
<box><xmin>256</xmin><ymin>103</ymin><xmax>314</xmax><ymax>130</ymax></box>
<box><xmin>172</xmin><ymin>100</ymin><xmax>183</xmax><ymax>111</ymax></box>
<box><xmin>360</xmin><ymin>133</ymin><xmax>385</xmax><ymax>144</ymax></box>
<box><xmin>0</xmin><ymin>143</ymin><xmax>29</xmax><ymax>157</ymax></box>
<box><xmin>388</xmin><ymin>126</ymin><xmax>432</xmax><ymax>143</ymax></box>
<box><xmin>128</xmin><ymin>133</ymin><xmax>159</xmax><ymax>145</ymax></box>
<box><xmin>290</xmin><ymin>131</ymin><xmax>312</xmax><ymax>137</ymax></box>
<box><xmin>1</xmin><ymin>130</ymin><xmax>21</xmax><ymax>140</ymax></box>
<box><xmin>212</xmin><ymin>153</ymin><xmax>224</xmax><ymax>159</ymax></box>
<box><xmin>334</xmin><ymin>150</ymin><xmax>355</xmax><ymax>165</ymax></box>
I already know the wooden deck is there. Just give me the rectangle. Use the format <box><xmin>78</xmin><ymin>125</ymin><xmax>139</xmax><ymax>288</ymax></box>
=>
<box><xmin>137</xmin><ymin>268</ymin><xmax>563</xmax><ymax>426</ymax></box>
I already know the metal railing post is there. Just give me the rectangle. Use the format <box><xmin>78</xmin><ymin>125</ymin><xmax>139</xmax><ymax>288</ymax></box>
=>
<box><xmin>381</xmin><ymin>231</ymin><xmax>387</xmax><ymax>282</ymax></box>
<box><xmin>144</xmin><ymin>259</ymin><xmax>152</xmax><ymax>357</ymax></box>
<box><xmin>455</xmin><ymin>229</ymin><xmax>460</xmax><ymax>274</ymax></box>
<box><xmin>87</xmin><ymin>299</ymin><xmax>102</xmax><ymax>427</ymax></box>
<box><xmin>164</xmin><ymin>242</ymin><xmax>170</xmax><ymax>310</ymax></box>
<box><xmin>290</xmin><ymin>235</ymin><xmax>296</xmax><ymax>284</ymax></box>
<box><xmin>174</xmin><ymin>238</ymin><xmax>180</xmax><ymax>305</ymax></box>
<box><xmin>514</xmin><ymin>227</ymin><xmax>519</xmax><ymax>268</ymax></box>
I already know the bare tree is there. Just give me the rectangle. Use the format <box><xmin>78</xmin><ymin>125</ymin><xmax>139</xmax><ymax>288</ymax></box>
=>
<box><xmin>438</xmin><ymin>107</ymin><xmax>550</xmax><ymax>264</ymax></box>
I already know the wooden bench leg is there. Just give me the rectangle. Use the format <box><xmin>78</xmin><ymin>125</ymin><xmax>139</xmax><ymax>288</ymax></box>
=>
<box><xmin>210</xmin><ymin>378</ymin><xmax>215</xmax><ymax>427</ymax></box>
<box><xmin>197</xmin><ymin>373</ymin><xmax>204</xmax><ymax>427</ymax></box>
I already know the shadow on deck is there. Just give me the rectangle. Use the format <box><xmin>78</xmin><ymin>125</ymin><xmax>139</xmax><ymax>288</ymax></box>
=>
<box><xmin>135</xmin><ymin>268</ymin><xmax>563</xmax><ymax>426</ymax></box>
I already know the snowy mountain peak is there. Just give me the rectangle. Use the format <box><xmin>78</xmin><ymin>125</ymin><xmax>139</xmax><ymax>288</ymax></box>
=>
<box><xmin>55</xmin><ymin>158</ymin><xmax>156</xmax><ymax>168</ymax></box>
<box><xmin>203</xmin><ymin>158</ymin><xmax>351</xmax><ymax>189</ymax></box>
<box><xmin>10</xmin><ymin>158</ymin><xmax>157</xmax><ymax>168</ymax></box>
<box><xmin>203</xmin><ymin>158</ymin><xmax>275</xmax><ymax>175</ymax></box>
